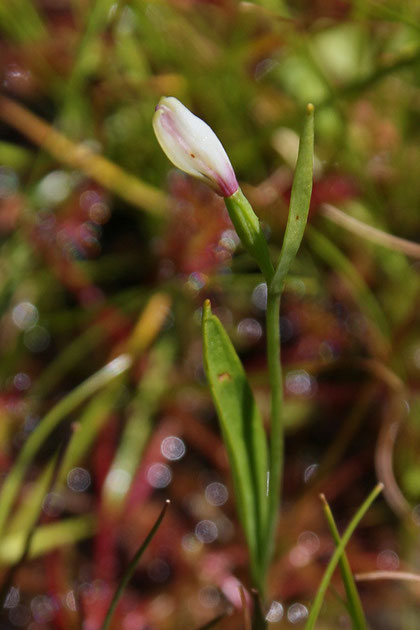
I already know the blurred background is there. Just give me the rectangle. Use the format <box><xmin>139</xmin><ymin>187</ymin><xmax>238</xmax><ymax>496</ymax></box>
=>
<box><xmin>1</xmin><ymin>0</ymin><xmax>420</xmax><ymax>628</ymax></box>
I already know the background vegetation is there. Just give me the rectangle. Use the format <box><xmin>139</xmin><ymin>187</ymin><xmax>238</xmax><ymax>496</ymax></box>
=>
<box><xmin>0</xmin><ymin>0</ymin><xmax>420</xmax><ymax>628</ymax></box>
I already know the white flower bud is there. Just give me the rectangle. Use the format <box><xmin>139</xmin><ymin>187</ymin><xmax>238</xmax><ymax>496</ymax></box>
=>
<box><xmin>153</xmin><ymin>96</ymin><xmax>238</xmax><ymax>197</ymax></box>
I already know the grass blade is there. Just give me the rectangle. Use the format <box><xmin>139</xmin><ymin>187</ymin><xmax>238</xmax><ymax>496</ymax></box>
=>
<box><xmin>0</xmin><ymin>516</ymin><xmax>96</xmax><ymax>565</ymax></box>
<box><xmin>0</xmin><ymin>355</ymin><xmax>131</xmax><ymax>536</ymax></box>
<box><xmin>103</xmin><ymin>337</ymin><xmax>175</xmax><ymax>516</ymax></box>
<box><xmin>202</xmin><ymin>300</ymin><xmax>268</xmax><ymax>591</ymax></box>
<box><xmin>320</xmin><ymin>493</ymin><xmax>368</xmax><ymax>630</ymax></box>
<box><xmin>0</xmin><ymin>96</ymin><xmax>166</xmax><ymax>215</ymax></box>
<box><xmin>100</xmin><ymin>500</ymin><xmax>170</xmax><ymax>630</ymax></box>
<box><xmin>56</xmin><ymin>382</ymin><xmax>122</xmax><ymax>488</ymax></box>
<box><xmin>271</xmin><ymin>103</ymin><xmax>314</xmax><ymax>294</ymax></box>
<box><xmin>0</xmin><ymin>433</ymin><xmax>71</xmax><ymax>604</ymax></box>
<box><xmin>305</xmin><ymin>483</ymin><xmax>383</xmax><ymax>630</ymax></box>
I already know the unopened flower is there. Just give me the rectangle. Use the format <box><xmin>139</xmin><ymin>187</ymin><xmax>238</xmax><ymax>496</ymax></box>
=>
<box><xmin>153</xmin><ymin>96</ymin><xmax>238</xmax><ymax>197</ymax></box>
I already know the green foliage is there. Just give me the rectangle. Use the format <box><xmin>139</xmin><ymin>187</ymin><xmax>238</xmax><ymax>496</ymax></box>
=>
<box><xmin>1</xmin><ymin>0</ymin><xmax>420</xmax><ymax>626</ymax></box>
<box><xmin>271</xmin><ymin>104</ymin><xmax>315</xmax><ymax>294</ymax></box>
<box><xmin>100</xmin><ymin>500</ymin><xmax>170</xmax><ymax>630</ymax></box>
<box><xmin>102</xmin><ymin>337</ymin><xmax>176</xmax><ymax>514</ymax></box>
<box><xmin>0</xmin><ymin>517</ymin><xmax>96</xmax><ymax>565</ymax></box>
<box><xmin>202</xmin><ymin>300</ymin><xmax>268</xmax><ymax>589</ymax></box>
<box><xmin>321</xmin><ymin>494</ymin><xmax>368</xmax><ymax>630</ymax></box>
<box><xmin>305</xmin><ymin>484</ymin><xmax>383</xmax><ymax>630</ymax></box>
<box><xmin>0</xmin><ymin>355</ymin><xmax>131</xmax><ymax>536</ymax></box>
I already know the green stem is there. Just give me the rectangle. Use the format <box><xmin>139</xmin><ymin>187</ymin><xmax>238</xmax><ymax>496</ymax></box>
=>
<box><xmin>100</xmin><ymin>500</ymin><xmax>170</xmax><ymax>630</ymax></box>
<box><xmin>320</xmin><ymin>494</ymin><xmax>368</xmax><ymax>630</ymax></box>
<box><xmin>304</xmin><ymin>484</ymin><xmax>383</xmax><ymax>630</ymax></box>
<box><xmin>224</xmin><ymin>189</ymin><xmax>274</xmax><ymax>282</ymax></box>
<box><xmin>263</xmin><ymin>291</ymin><xmax>283</xmax><ymax>579</ymax></box>
<box><xmin>252</xmin><ymin>590</ymin><xmax>268</xmax><ymax>630</ymax></box>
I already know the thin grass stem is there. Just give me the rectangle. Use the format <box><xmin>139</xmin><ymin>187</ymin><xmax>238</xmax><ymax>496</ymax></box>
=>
<box><xmin>100</xmin><ymin>500</ymin><xmax>170</xmax><ymax>630</ymax></box>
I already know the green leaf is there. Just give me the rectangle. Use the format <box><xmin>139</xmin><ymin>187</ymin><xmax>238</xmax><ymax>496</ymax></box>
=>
<box><xmin>271</xmin><ymin>103</ymin><xmax>314</xmax><ymax>294</ymax></box>
<box><xmin>56</xmin><ymin>381</ymin><xmax>123</xmax><ymax>488</ymax></box>
<box><xmin>0</xmin><ymin>354</ymin><xmax>131</xmax><ymax>537</ymax></box>
<box><xmin>320</xmin><ymin>494</ymin><xmax>368</xmax><ymax>630</ymax></box>
<box><xmin>0</xmin><ymin>516</ymin><xmax>96</xmax><ymax>565</ymax></box>
<box><xmin>202</xmin><ymin>300</ymin><xmax>268</xmax><ymax>588</ymax></box>
<box><xmin>6</xmin><ymin>459</ymin><xmax>56</xmax><ymax>536</ymax></box>
<box><xmin>305</xmin><ymin>483</ymin><xmax>383</xmax><ymax>630</ymax></box>
<box><xmin>102</xmin><ymin>337</ymin><xmax>176</xmax><ymax>515</ymax></box>
<box><xmin>100</xmin><ymin>500</ymin><xmax>170</xmax><ymax>630</ymax></box>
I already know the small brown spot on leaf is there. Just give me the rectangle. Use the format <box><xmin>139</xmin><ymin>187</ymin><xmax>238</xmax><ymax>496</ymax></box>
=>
<box><xmin>296</xmin><ymin>215</ymin><xmax>300</xmax><ymax>220</ymax></box>
<box><xmin>218</xmin><ymin>372</ymin><xmax>232</xmax><ymax>382</ymax></box>
<box><xmin>190</xmin><ymin>153</ymin><xmax>196</xmax><ymax>158</ymax></box>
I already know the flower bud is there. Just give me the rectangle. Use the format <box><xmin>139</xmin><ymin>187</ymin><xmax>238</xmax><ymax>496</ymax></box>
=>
<box><xmin>153</xmin><ymin>96</ymin><xmax>238</xmax><ymax>197</ymax></box>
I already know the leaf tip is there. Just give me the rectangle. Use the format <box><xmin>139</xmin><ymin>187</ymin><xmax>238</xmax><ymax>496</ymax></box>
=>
<box><xmin>319</xmin><ymin>493</ymin><xmax>328</xmax><ymax>506</ymax></box>
<box><xmin>203</xmin><ymin>298</ymin><xmax>212</xmax><ymax>319</ymax></box>
<box><xmin>306</xmin><ymin>103</ymin><xmax>315</xmax><ymax>114</ymax></box>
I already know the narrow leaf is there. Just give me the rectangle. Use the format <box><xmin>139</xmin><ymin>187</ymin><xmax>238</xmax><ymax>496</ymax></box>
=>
<box><xmin>271</xmin><ymin>103</ymin><xmax>314</xmax><ymax>294</ymax></box>
<box><xmin>0</xmin><ymin>517</ymin><xmax>96</xmax><ymax>565</ymax></box>
<box><xmin>305</xmin><ymin>483</ymin><xmax>383</xmax><ymax>630</ymax></box>
<box><xmin>0</xmin><ymin>355</ymin><xmax>131</xmax><ymax>536</ymax></box>
<box><xmin>202</xmin><ymin>300</ymin><xmax>268</xmax><ymax>587</ymax></box>
<box><xmin>103</xmin><ymin>338</ymin><xmax>175</xmax><ymax>516</ymax></box>
<box><xmin>56</xmin><ymin>382</ymin><xmax>122</xmax><ymax>488</ymax></box>
<box><xmin>320</xmin><ymin>494</ymin><xmax>368</xmax><ymax>630</ymax></box>
<box><xmin>0</xmin><ymin>436</ymin><xmax>70</xmax><ymax>607</ymax></box>
<box><xmin>100</xmin><ymin>500</ymin><xmax>170</xmax><ymax>630</ymax></box>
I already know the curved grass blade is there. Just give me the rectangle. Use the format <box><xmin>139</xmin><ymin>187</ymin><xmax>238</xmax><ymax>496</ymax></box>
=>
<box><xmin>0</xmin><ymin>96</ymin><xmax>166</xmax><ymax>214</ymax></box>
<box><xmin>202</xmin><ymin>300</ymin><xmax>268</xmax><ymax>590</ymax></box>
<box><xmin>271</xmin><ymin>103</ymin><xmax>314</xmax><ymax>294</ymax></box>
<box><xmin>103</xmin><ymin>337</ymin><xmax>175</xmax><ymax>516</ymax></box>
<box><xmin>0</xmin><ymin>432</ymin><xmax>71</xmax><ymax>605</ymax></box>
<box><xmin>0</xmin><ymin>354</ymin><xmax>131</xmax><ymax>536</ymax></box>
<box><xmin>0</xmin><ymin>516</ymin><xmax>96</xmax><ymax>565</ymax></box>
<box><xmin>305</xmin><ymin>483</ymin><xmax>383</xmax><ymax>630</ymax></box>
<box><xmin>320</xmin><ymin>494</ymin><xmax>368</xmax><ymax>630</ymax></box>
<box><xmin>55</xmin><ymin>382</ymin><xmax>122</xmax><ymax>489</ymax></box>
<box><xmin>100</xmin><ymin>500</ymin><xmax>170</xmax><ymax>630</ymax></box>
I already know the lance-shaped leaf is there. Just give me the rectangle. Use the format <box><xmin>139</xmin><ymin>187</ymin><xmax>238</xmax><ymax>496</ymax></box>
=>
<box><xmin>271</xmin><ymin>103</ymin><xmax>314</xmax><ymax>294</ymax></box>
<box><xmin>202</xmin><ymin>300</ymin><xmax>268</xmax><ymax>585</ymax></box>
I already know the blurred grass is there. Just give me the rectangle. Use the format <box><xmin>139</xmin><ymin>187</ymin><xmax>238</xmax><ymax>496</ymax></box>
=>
<box><xmin>0</xmin><ymin>0</ymin><xmax>420</xmax><ymax>628</ymax></box>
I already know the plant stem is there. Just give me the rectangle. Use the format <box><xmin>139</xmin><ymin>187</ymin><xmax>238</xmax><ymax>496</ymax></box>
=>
<box><xmin>263</xmin><ymin>290</ymin><xmax>283</xmax><ymax>580</ymax></box>
<box><xmin>100</xmin><ymin>500</ymin><xmax>170</xmax><ymax>630</ymax></box>
<box><xmin>252</xmin><ymin>590</ymin><xmax>268</xmax><ymax>630</ymax></box>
